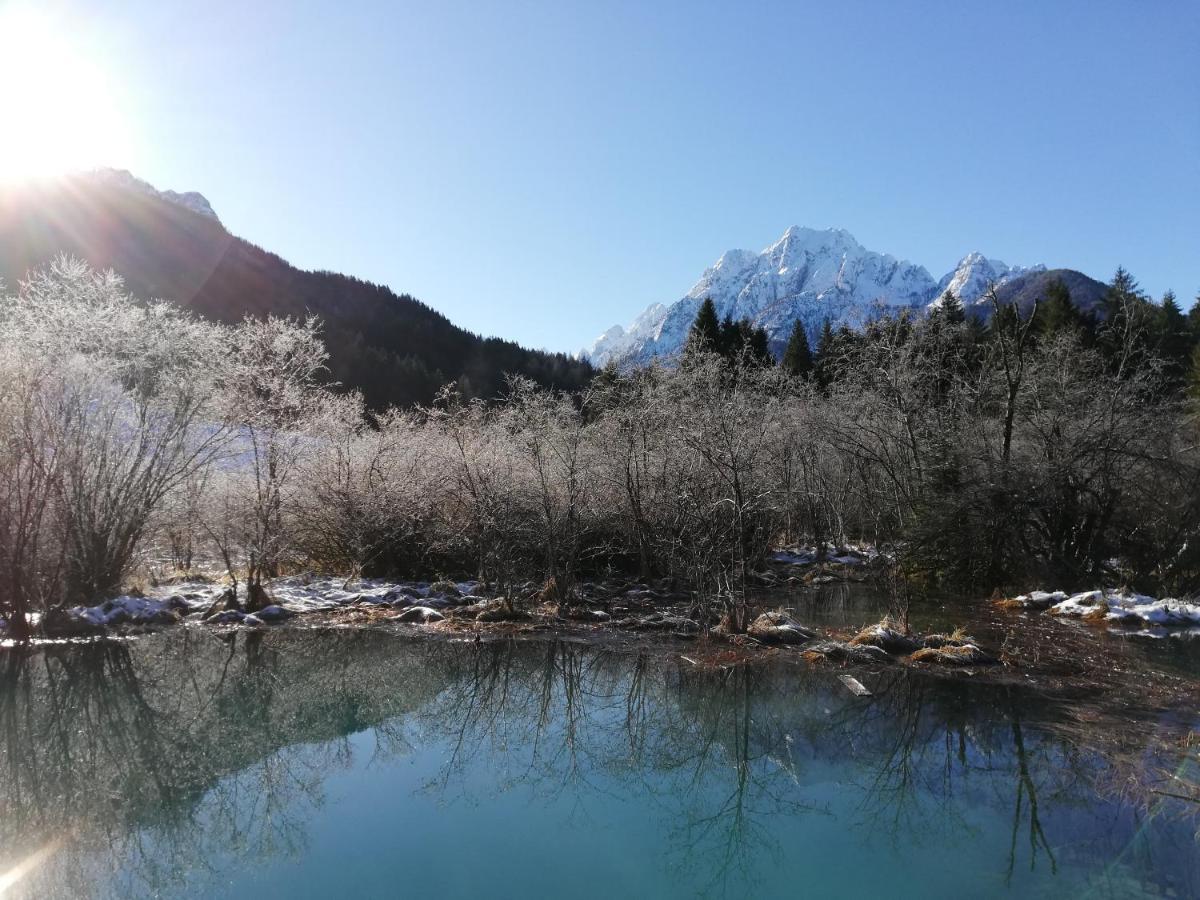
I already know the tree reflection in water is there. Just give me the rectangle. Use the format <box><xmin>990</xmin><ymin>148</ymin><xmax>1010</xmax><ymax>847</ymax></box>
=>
<box><xmin>0</xmin><ymin>629</ymin><xmax>1195</xmax><ymax>898</ymax></box>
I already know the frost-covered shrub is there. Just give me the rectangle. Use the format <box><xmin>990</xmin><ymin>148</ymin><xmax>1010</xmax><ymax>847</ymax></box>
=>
<box><xmin>198</xmin><ymin>314</ymin><xmax>351</xmax><ymax>595</ymax></box>
<box><xmin>4</xmin><ymin>255</ymin><xmax>1198</xmax><ymax>639</ymax></box>
<box><xmin>0</xmin><ymin>352</ymin><xmax>66</xmax><ymax>637</ymax></box>
<box><xmin>648</xmin><ymin>356</ymin><xmax>789</xmax><ymax>628</ymax></box>
<box><xmin>498</xmin><ymin>377</ymin><xmax>598</xmax><ymax>605</ymax></box>
<box><xmin>293</xmin><ymin>407</ymin><xmax>437</xmax><ymax>578</ymax></box>
<box><xmin>0</xmin><ymin>259</ymin><xmax>231</xmax><ymax>623</ymax></box>
<box><xmin>421</xmin><ymin>388</ymin><xmax>537</xmax><ymax>597</ymax></box>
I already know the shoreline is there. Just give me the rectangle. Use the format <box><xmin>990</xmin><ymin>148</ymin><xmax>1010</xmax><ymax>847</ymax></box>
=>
<box><xmin>4</xmin><ymin>562</ymin><xmax>1198</xmax><ymax>721</ymax></box>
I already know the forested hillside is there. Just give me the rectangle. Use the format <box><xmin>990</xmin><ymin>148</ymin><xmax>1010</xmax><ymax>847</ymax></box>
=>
<box><xmin>992</xmin><ymin>268</ymin><xmax>1107</xmax><ymax>317</ymax></box>
<box><xmin>0</xmin><ymin>172</ymin><xmax>593</xmax><ymax>408</ymax></box>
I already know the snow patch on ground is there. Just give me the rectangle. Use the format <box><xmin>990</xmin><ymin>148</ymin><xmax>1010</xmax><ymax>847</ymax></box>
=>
<box><xmin>73</xmin><ymin>595</ymin><xmax>184</xmax><ymax>627</ymax></box>
<box><xmin>43</xmin><ymin>575</ymin><xmax>486</xmax><ymax>633</ymax></box>
<box><xmin>771</xmin><ymin>544</ymin><xmax>878</xmax><ymax>567</ymax></box>
<box><xmin>1047</xmin><ymin>589</ymin><xmax>1200</xmax><ymax>631</ymax></box>
<box><xmin>267</xmin><ymin>576</ymin><xmax>481</xmax><ymax>613</ymax></box>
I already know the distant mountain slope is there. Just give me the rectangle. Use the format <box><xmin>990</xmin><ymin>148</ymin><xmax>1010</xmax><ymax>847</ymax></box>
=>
<box><xmin>0</xmin><ymin>171</ymin><xmax>592</xmax><ymax>408</ymax></box>
<box><xmin>585</xmin><ymin>226</ymin><xmax>1103</xmax><ymax>367</ymax></box>
<box><xmin>90</xmin><ymin>168</ymin><xmax>222</xmax><ymax>222</ymax></box>
<box><xmin>992</xmin><ymin>268</ymin><xmax>1108</xmax><ymax>318</ymax></box>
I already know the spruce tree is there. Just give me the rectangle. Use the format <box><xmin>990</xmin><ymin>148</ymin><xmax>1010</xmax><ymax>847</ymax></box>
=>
<box><xmin>1190</xmin><ymin>342</ymin><xmax>1200</xmax><ymax>401</ymax></box>
<box><xmin>937</xmin><ymin>290</ymin><xmax>966</xmax><ymax>325</ymax></box>
<box><xmin>781</xmin><ymin>318</ymin><xmax>814</xmax><ymax>379</ymax></box>
<box><xmin>1157</xmin><ymin>290</ymin><xmax>1191</xmax><ymax>392</ymax></box>
<box><xmin>1107</xmin><ymin>267</ymin><xmax>1140</xmax><ymax>302</ymax></box>
<box><xmin>814</xmin><ymin>318</ymin><xmax>836</xmax><ymax>389</ymax></box>
<box><xmin>1098</xmin><ymin>267</ymin><xmax>1151</xmax><ymax>372</ymax></box>
<box><xmin>719</xmin><ymin>318</ymin><xmax>771</xmax><ymax>367</ymax></box>
<box><xmin>1102</xmin><ymin>267</ymin><xmax>1146</xmax><ymax>322</ymax></box>
<box><xmin>1188</xmin><ymin>291</ymin><xmax>1200</xmax><ymax>344</ymax></box>
<box><xmin>745</xmin><ymin>323</ymin><xmax>771</xmax><ymax>366</ymax></box>
<box><xmin>1037</xmin><ymin>277</ymin><xmax>1080</xmax><ymax>338</ymax></box>
<box><xmin>717</xmin><ymin>314</ymin><xmax>740</xmax><ymax>359</ymax></box>
<box><xmin>684</xmin><ymin>297</ymin><xmax>721</xmax><ymax>357</ymax></box>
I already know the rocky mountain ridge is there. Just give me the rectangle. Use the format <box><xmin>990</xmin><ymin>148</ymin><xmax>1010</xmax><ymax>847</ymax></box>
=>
<box><xmin>588</xmin><ymin>226</ymin><xmax>1047</xmax><ymax>366</ymax></box>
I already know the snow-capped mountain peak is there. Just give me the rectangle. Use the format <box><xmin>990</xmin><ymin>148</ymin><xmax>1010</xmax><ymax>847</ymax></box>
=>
<box><xmin>590</xmin><ymin>226</ymin><xmax>944</xmax><ymax>366</ymax></box>
<box><xmin>932</xmin><ymin>252</ymin><xmax>1044</xmax><ymax>309</ymax></box>
<box><xmin>585</xmin><ymin>226</ymin><xmax>1043</xmax><ymax>367</ymax></box>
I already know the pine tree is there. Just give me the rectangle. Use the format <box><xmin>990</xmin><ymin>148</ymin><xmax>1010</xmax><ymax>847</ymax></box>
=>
<box><xmin>1190</xmin><ymin>342</ymin><xmax>1200</xmax><ymax>401</ymax></box>
<box><xmin>715</xmin><ymin>314</ymin><xmax>738</xmax><ymax>359</ymax></box>
<box><xmin>1188</xmin><ymin>291</ymin><xmax>1200</xmax><ymax>344</ymax></box>
<box><xmin>745</xmin><ymin>322</ymin><xmax>771</xmax><ymax>366</ymax></box>
<box><xmin>1102</xmin><ymin>267</ymin><xmax>1146</xmax><ymax>322</ymax></box>
<box><xmin>1157</xmin><ymin>290</ymin><xmax>1191</xmax><ymax>392</ymax></box>
<box><xmin>1098</xmin><ymin>267</ymin><xmax>1152</xmax><ymax>372</ymax></box>
<box><xmin>1036</xmin><ymin>277</ymin><xmax>1081</xmax><ymax>338</ymax></box>
<box><xmin>1107</xmin><ymin>266</ymin><xmax>1140</xmax><ymax>299</ymax></box>
<box><xmin>937</xmin><ymin>291</ymin><xmax>966</xmax><ymax>325</ymax></box>
<box><xmin>684</xmin><ymin>297</ymin><xmax>721</xmax><ymax>357</ymax></box>
<box><xmin>814</xmin><ymin>318</ymin><xmax>836</xmax><ymax>389</ymax></box>
<box><xmin>718</xmin><ymin>314</ymin><xmax>738</xmax><ymax>358</ymax></box>
<box><xmin>781</xmin><ymin>319</ymin><xmax>813</xmax><ymax>379</ymax></box>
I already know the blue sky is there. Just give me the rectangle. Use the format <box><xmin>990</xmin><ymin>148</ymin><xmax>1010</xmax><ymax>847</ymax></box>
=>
<box><xmin>53</xmin><ymin>0</ymin><xmax>1200</xmax><ymax>351</ymax></box>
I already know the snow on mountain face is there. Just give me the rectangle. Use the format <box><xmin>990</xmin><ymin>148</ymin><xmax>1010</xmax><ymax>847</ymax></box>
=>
<box><xmin>90</xmin><ymin>168</ymin><xmax>220</xmax><ymax>223</ymax></box>
<box><xmin>586</xmin><ymin>227</ymin><xmax>1041</xmax><ymax>367</ymax></box>
<box><xmin>931</xmin><ymin>252</ymin><xmax>1044</xmax><ymax>310</ymax></box>
<box><xmin>587</xmin><ymin>303</ymin><xmax>670</xmax><ymax>369</ymax></box>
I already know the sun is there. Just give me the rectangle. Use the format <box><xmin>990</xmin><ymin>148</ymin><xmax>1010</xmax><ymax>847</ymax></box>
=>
<box><xmin>0</xmin><ymin>4</ymin><xmax>137</xmax><ymax>183</ymax></box>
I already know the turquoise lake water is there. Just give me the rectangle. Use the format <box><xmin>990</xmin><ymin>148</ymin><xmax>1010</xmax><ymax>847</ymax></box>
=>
<box><xmin>0</xmin><ymin>625</ymin><xmax>1196</xmax><ymax>899</ymax></box>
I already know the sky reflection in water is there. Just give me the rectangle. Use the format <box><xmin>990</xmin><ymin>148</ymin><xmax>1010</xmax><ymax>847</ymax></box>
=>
<box><xmin>0</xmin><ymin>625</ymin><xmax>1196</xmax><ymax>899</ymax></box>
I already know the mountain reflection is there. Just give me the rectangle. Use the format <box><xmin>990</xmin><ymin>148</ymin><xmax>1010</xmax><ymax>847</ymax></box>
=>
<box><xmin>0</xmin><ymin>630</ymin><xmax>1195</xmax><ymax>898</ymax></box>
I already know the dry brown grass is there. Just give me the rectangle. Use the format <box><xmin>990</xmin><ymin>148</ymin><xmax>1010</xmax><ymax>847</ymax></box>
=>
<box><xmin>849</xmin><ymin>618</ymin><xmax>919</xmax><ymax>654</ymax></box>
<box><xmin>910</xmin><ymin>644</ymin><xmax>996</xmax><ymax>665</ymax></box>
<box><xmin>921</xmin><ymin>626</ymin><xmax>976</xmax><ymax>649</ymax></box>
<box><xmin>994</xmin><ymin>596</ymin><xmax>1029</xmax><ymax>609</ymax></box>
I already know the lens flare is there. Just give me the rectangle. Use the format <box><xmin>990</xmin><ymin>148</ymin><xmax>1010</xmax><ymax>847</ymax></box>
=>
<box><xmin>0</xmin><ymin>838</ymin><xmax>61</xmax><ymax>895</ymax></box>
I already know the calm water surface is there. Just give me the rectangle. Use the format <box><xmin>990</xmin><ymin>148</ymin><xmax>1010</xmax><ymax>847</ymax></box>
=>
<box><xmin>0</xmin><ymin>598</ymin><xmax>1197</xmax><ymax>899</ymax></box>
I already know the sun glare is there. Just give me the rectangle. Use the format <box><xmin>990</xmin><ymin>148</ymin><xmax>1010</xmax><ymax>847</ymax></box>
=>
<box><xmin>0</xmin><ymin>4</ymin><xmax>136</xmax><ymax>183</ymax></box>
<box><xmin>0</xmin><ymin>838</ymin><xmax>61</xmax><ymax>896</ymax></box>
